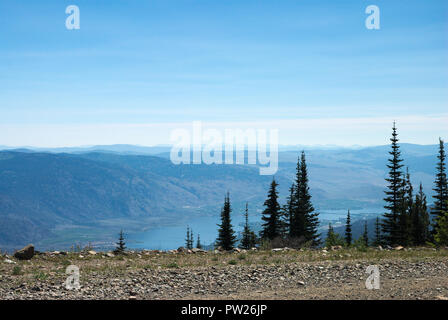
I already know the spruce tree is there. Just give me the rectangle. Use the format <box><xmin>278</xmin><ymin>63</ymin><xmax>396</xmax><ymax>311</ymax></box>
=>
<box><xmin>345</xmin><ymin>210</ymin><xmax>352</xmax><ymax>246</ymax></box>
<box><xmin>241</xmin><ymin>203</ymin><xmax>254</xmax><ymax>249</ymax></box>
<box><xmin>432</xmin><ymin>138</ymin><xmax>448</xmax><ymax>224</ymax></box>
<box><xmin>325</xmin><ymin>223</ymin><xmax>343</xmax><ymax>247</ymax></box>
<box><xmin>196</xmin><ymin>234</ymin><xmax>202</xmax><ymax>249</ymax></box>
<box><xmin>260</xmin><ymin>179</ymin><xmax>282</xmax><ymax>240</ymax></box>
<box><xmin>185</xmin><ymin>226</ymin><xmax>192</xmax><ymax>249</ymax></box>
<box><xmin>216</xmin><ymin>193</ymin><xmax>236</xmax><ymax>250</ymax></box>
<box><xmin>281</xmin><ymin>184</ymin><xmax>295</xmax><ymax>238</ymax></box>
<box><xmin>398</xmin><ymin>168</ymin><xmax>413</xmax><ymax>246</ymax></box>
<box><xmin>382</xmin><ymin>122</ymin><xmax>404</xmax><ymax>246</ymax></box>
<box><xmin>190</xmin><ymin>228</ymin><xmax>194</xmax><ymax>249</ymax></box>
<box><xmin>373</xmin><ymin>217</ymin><xmax>382</xmax><ymax>246</ymax></box>
<box><xmin>298</xmin><ymin>152</ymin><xmax>320</xmax><ymax>246</ymax></box>
<box><xmin>412</xmin><ymin>183</ymin><xmax>430</xmax><ymax>245</ymax></box>
<box><xmin>434</xmin><ymin>204</ymin><xmax>448</xmax><ymax>246</ymax></box>
<box><xmin>115</xmin><ymin>229</ymin><xmax>126</xmax><ymax>254</ymax></box>
<box><xmin>362</xmin><ymin>221</ymin><xmax>369</xmax><ymax>247</ymax></box>
<box><xmin>290</xmin><ymin>158</ymin><xmax>304</xmax><ymax>239</ymax></box>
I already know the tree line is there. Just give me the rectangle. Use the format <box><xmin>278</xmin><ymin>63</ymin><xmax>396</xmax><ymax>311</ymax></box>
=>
<box><xmin>184</xmin><ymin>122</ymin><xmax>448</xmax><ymax>251</ymax></box>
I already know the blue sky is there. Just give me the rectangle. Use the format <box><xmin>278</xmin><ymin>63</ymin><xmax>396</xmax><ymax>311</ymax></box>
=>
<box><xmin>0</xmin><ymin>0</ymin><xmax>447</xmax><ymax>146</ymax></box>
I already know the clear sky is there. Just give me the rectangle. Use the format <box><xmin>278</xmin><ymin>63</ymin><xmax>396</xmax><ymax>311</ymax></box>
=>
<box><xmin>0</xmin><ymin>0</ymin><xmax>447</xmax><ymax>147</ymax></box>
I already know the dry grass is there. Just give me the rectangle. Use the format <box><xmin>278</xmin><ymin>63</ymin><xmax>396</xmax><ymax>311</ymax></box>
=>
<box><xmin>1</xmin><ymin>247</ymin><xmax>447</xmax><ymax>284</ymax></box>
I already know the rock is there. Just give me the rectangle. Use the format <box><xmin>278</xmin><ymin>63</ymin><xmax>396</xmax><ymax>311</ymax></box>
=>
<box><xmin>331</xmin><ymin>245</ymin><xmax>342</xmax><ymax>251</ymax></box>
<box><xmin>298</xmin><ymin>281</ymin><xmax>305</xmax><ymax>286</ymax></box>
<box><xmin>321</xmin><ymin>249</ymin><xmax>328</xmax><ymax>253</ymax></box>
<box><xmin>177</xmin><ymin>247</ymin><xmax>187</xmax><ymax>253</ymax></box>
<box><xmin>191</xmin><ymin>248</ymin><xmax>205</xmax><ymax>253</ymax></box>
<box><xmin>129</xmin><ymin>296</ymin><xmax>137</xmax><ymax>300</ymax></box>
<box><xmin>394</xmin><ymin>246</ymin><xmax>404</xmax><ymax>251</ymax></box>
<box><xmin>14</xmin><ymin>244</ymin><xmax>35</xmax><ymax>260</ymax></box>
<box><xmin>251</xmin><ymin>247</ymin><xmax>257</xmax><ymax>251</ymax></box>
<box><xmin>88</xmin><ymin>250</ymin><xmax>97</xmax><ymax>255</ymax></box>
<box><xmin>106</xmin><ymin>252</ymin><xmax>115</xmax><ymax>258</ymax></box>
<box><xmin>4</xmin><ymin>259</ymin><xmax>16</xmax><ymax>264</ymax></box>
<box><xmin>232</xmin><ymin>248</ymin><xmax>241</xmax><ymax>253</ymax></box>
<box><xmin>272</xmin><ymin>248</ymin><xmax>283</xmax><ymax>252</ymax></box>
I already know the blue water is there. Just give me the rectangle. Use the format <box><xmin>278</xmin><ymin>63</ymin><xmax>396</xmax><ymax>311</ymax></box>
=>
<box><xmin>127</xmin><ymin>208</ymin><xmax>382</xmax><ymax>250</ymax></box>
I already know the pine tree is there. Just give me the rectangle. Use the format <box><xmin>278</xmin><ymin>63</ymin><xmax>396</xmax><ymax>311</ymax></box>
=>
<box><xmin>190</xmin><ymin>228</ymin><xmax>194</xmax><ymax>249</ymax></box>
<box><xmin>297</xmin><ymin>152</ymin><xmax>320</xmax><ymax>246</ymax></box>
<box><xmin>362</xmin><ymin>221</ymin><xmax>369</xmax><ymax>247</ymax></box>
<box><xmin>280</xmin><ymin>184</ymin><xmax>295</xmax><ymax>238</ymax></box>
<box><xmin>260</xmin><ymin>179</ymin><xmax>282</xmax><ymax>240</ymax></box>
<box><xmin>185</xmin><ymin>226</ymin><xmax>192</xmax><ymax>249</ymax></box>
<box><xmin>325</xmin><ymin>223</ymin><xmax>344</xmax><ymax>248</ymax></box>
<box><xmin>196</xmin><ymin>234</ymin><xmax>202</xmax><ymax>249</ymax></box>
<box><xmin>115</xmin><ymin>229</ymin><xmax>126</xmax><ymax>254</ymax></box>
<box><xmin>345</xmin><ymin>210</ymin><xmax>352</xmax><ymax>246</ymax></box>
<box><xmin>382</xmin><ymin>122</ymin><xmax>405</xmax><ymax>246</ymax></box>
<box><xmin>412</xmin><ymin>183</ymin><xmax>430</xmax><ymax>245</ymax></box>
<box><xmin>434</xmin><ymin>205</ymin><xmax>448</xmax><ymax>246</ymax></box>
<box><xmin>241</xmin><ymin>203</ymin><xmax>255</xmax><ymax>249</ymax></box>
<box><xmin>216</xmin><ymin>193</ymin><xmax>236</xmax><ymax>250</ymax></box>
<box><xmin>373</xmin><ymin>217</ymin><xmax>382</xmax><ymax>246</ymax></box>
<box><xmin>290</xmin><ymin>158</ymin><xmax>304</xmax><ymax>239</ymax></box>
<box><xmin>398</xmin><ymin>168</ymin><xmax>413</xmax><ymax>246</ymax></box>
<box><xmin>432</xmin><ymin>138</ymin><xmax>448</xmax><ymax>225</ymax></box>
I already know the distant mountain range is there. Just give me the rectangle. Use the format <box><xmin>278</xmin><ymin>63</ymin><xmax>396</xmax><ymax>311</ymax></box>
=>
<box><xmin>0</xmin><ymin>143</ymin><xmax>443</xmax><ymax>250</ymax></box>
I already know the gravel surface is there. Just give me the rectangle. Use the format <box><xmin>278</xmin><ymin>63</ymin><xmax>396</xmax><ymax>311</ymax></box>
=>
<box><xmin>1</xmin><ymin>251</ymin><xmax>447</xmax><ymax>300</ymax></box>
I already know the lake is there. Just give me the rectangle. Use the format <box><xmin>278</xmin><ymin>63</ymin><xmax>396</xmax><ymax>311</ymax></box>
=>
<box><xmin>127</xmin><ymin>208</ymin><xmax>383</xmax><ymax>250</ymax></box>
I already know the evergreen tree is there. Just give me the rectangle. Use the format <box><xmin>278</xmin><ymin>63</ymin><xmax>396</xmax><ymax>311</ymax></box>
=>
<box><xmin>373</xmin><ymin>217</ymin><xmax>382</xmax><ymax>246</ymax></box>
<box><xmin>196</xmin><ymin>234</ymin><xmax>202</xmax><ymax>249</ymax></box>
<box><xmin>185</xmin><ymin>226</ymin><xmax>193</xmax><ymax>249</ymax></box>
<box><xmin>412</xmin><ymin>183</ymin><xmax>430</xmax><ymax>245</ymax></box>
<box><xmin>345</xmin><ymin>210</ymin><xmax>352</xmax><ymax>246</ymax></box>
<box><xmin>325</xmin><ymin>223</ymin><xmax>344</xmax><ymax>248</ymax></box>
<box><xmin>432</xmin><ymin>138</ymin><xmax>448</xmax><ymax>225</ymax></box>
<box><xmin>114</xmin><ymin>229</ymin><xmax>126</xmax><ymax>254</ymax></box>
<box><xmin>434</xmin><ymin>205</ymin><xmax>448</xmax><ymax>246</ymax></box>
<box><xmin>398</xmin><ymin>168</ymin><xmax>413</xmax><ymax>246</ymax></box>
<box><xmin>382</xmin><ymin>122</ymin><xmax>405</xmax><ymax>246</ymax></box>
<box><xmin>280</xmin><ymin>184</ymin><xmax>295</xmax><ymax>238</ymax></box>
<box><xmin>190</xmin><ymin>228</ymin><xmax>194</xmax><ymax>249</ymax></box>
<box><xmin>298</xmin><ymin>152</ymin><xmax>320</xmax><ymax>246</ymax></box>
<box><xmin>216</xmin><ymin>193</ymin><xmax>236</xmax><ymax>250</ymax></box>
<box><xmin>241</xmin><ymin>203</ymin><xmax>255</xmax><ymax>249</ymax></box>
<box><xmin>362</xmin><ymin>221</ymin><xmax>369</xmax><ymax>247</ymax></box>
<box><xmin>260</xmin><ymin>179</ymin><xmax>282</xmax><ymax>240</ymax></box>
<box><xmin>290</xmin><ymin>158</ymin><xmax>304</xmax><ymax>239</ymax></box>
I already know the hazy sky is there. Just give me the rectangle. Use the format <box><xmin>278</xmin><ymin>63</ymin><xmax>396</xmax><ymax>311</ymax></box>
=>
<box><xmin>0</xmin><ymin>0</ymin><xmax>447</xmax><ymax>147</ymax></box>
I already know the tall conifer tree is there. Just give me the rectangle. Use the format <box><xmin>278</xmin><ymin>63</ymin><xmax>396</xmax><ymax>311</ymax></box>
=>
<box><xmin>345</xmin><ymin>210</ymin><xmax>352</xmax><ymax>246</ymax></box>
<box><xmin>241</xmin><ymin>203</ymin><xmax>257</xmax><ymax>249</ymax></box>
<box><xmin>411</xmin><ymin>183</ymin><xmax>430</xmax><ymax>245</ymax></box>
<box><xmin>216</xmin><ymin>193</ymin><xmax>236</xmax><ymax>250</ymax></box>
<box><xmin>260</xmin><ymin>179</ymin><xmax>282</xmax><ymax>240</ymax></box>
<box><xmin>382</xmin><ymin>122</ymin><xmax>404</xmax><ymax>246</ymax></box>
<box><xmin>297</xmin><ymin>152</ymin><xmax>320</xmax><ymax>246</ymax></box>
<box><xmin>432</xmin><ymin>138</ymin><xmax>448</xmax><ymax>224</ymax></box>
<box><xmin>373</xmin><ymin>217</ymin><xmax>382</xmax><ymax>246</ymax></box>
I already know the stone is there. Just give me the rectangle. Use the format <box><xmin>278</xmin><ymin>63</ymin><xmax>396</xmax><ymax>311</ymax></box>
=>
<box><xmin>14</xmin><ymin>244</ymin><xmax>35</xmax><ymax>260</ymax></box>
<box><xmin>88</xmin><ymin>250</ymin><xmax>97</xmax><ymax>255</ymax></box>
<box><xmin>106</xmin><ymin>252</ymin><xmax>115</xmax><ymax>258</ymax></box>
<box><xmin>177</xmin><ymin>247</ymin><xmax>187</xmax><ymax>253</ymax></box>
<box><xmin>394</xmin><ymin>246</ymin><xmax>404</xmax><ymax>251</ymax></box>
